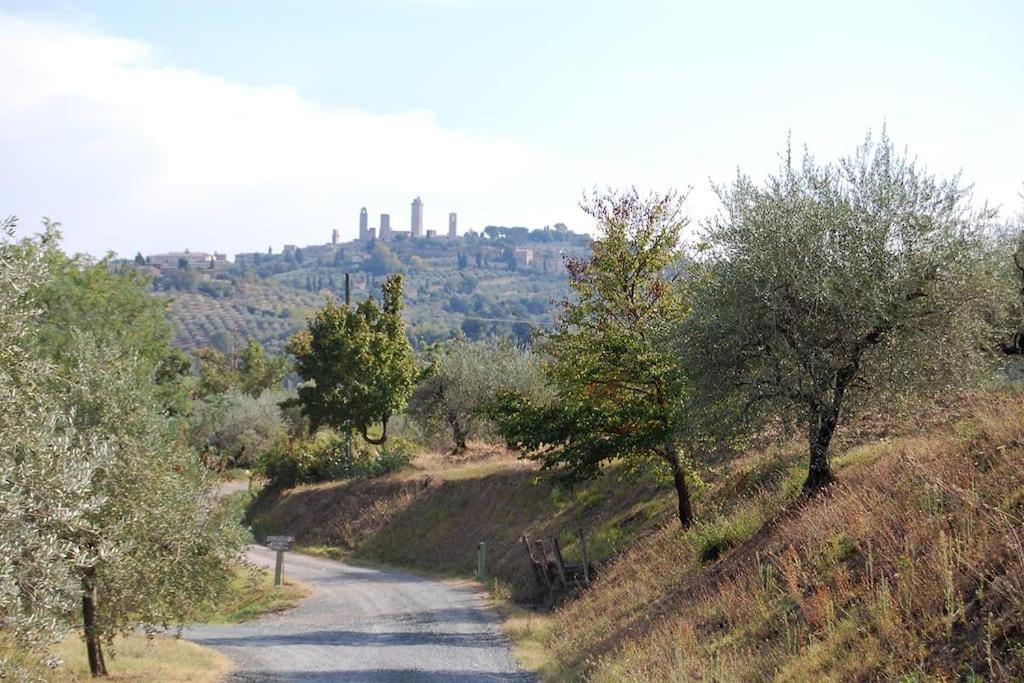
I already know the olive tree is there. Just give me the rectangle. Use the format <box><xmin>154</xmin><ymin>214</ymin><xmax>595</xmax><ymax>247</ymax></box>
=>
<box><xmin>287</xmin><ymin>274</ymin><xmax>417</xmax><ymax>444</ymax></box>
<box><xmin>492</xmin><ymin>189</ymin><xmax>698</xmax><ymax>527</ymax></box>
<box><xmin>0</xmin><ymin>221</ymin><xmax>247</xmax><ymax>677</ymax></box>
<box><xmin>686</xmin><ymin>132</ymin><xmax>995</xmax><ymax>492</ymax></box>
<box><xmin>0</xmin><ymin>219</ymin><xmax>96</xmax><ymax>667</ymax></box>
<box><xmin>408</xmin><ymin>338</ymin><xmax>544</xmax><ymax>451</ymax></box>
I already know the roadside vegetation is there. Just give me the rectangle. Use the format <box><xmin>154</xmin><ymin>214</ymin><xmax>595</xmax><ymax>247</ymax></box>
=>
<box><xmin>244</xmin><ymin>130</ymin><xmax>1024</xmax><ymax>681</ymax></box>
<box><xmin>4</xmin><ymin>128</ymin><xmax>1023</xmax><ymax>681</ymax></box>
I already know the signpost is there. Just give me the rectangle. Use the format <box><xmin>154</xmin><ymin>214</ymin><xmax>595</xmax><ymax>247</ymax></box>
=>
<box><xmin>266</xmin><ymin>535</ymin><xmax>294</xmax><ymax>588</ymax></box>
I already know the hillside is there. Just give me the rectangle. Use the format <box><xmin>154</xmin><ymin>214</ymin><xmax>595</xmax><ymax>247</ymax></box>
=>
<box><xmin>247</xmin><ymin>393</ymin><xmax>1024</xmax><ymax>680</ymax></box>
<box><xmin>147</xmin><ymin>231</ymin><xmax>590</xmax><ymax>353</ymax></box>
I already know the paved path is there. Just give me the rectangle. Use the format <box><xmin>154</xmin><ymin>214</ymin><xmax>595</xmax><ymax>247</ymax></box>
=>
<box><xmin>187</xmin><ymin>547</ymin><xmax>530</xmax><ymax>682</ymax></box>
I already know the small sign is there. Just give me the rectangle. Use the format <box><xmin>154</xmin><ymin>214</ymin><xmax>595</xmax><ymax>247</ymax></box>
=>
<box><xmin>266</xmin><ymin>535</ymin><xmax>294</xmax><ymax>551</ymax></box>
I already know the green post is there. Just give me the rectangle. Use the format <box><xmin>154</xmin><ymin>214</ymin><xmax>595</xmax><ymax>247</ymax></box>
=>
<box><xmin>274</xmin><ymin>549</ymin><xmax>284</xmax><ymax>588</ymax></box>
<box><xmin>476</xmin><ymin>541</ymin><xmax>486</xmax><ymax>582</ymax></box>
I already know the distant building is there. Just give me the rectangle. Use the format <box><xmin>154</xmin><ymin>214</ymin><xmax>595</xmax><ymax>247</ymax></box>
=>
<box><xmin>426</xmin><ymin>229</ymin><xmax>438</xmax><ymax>238</ymax></box>
<box><xmin>411</xmin><ymin>196</ymin><xmax>423</xmax><ymax>237</ymax></box>
<box><xmin>359</xmin><ymin>207</ymin><xmax>369</xmax><ymax>241</ymax></box>
<box><xmin>283</xmin><ymin>244</ymin><xmax>297</xmax><ymax>255</ymax></box>
<box><xmin>448</xmin><ymin>212</ymin><xmax>457</xmax><ymax>239</ymax></box>
<box><xmin>379</xmin><ymin>213</ymin><xmax>391</xmax><ymax>240</ymax></box>
<box><xmin>367</xmin><ymin>227</ymin><xmax>377</xmax><ymax>241</ymax></box>
<box><xmin>146</xmin><ymin>250</ymin><xmax>220</xmax><ymax>269</ymax></box>
<box><xmin>514</xmin><ymin>248</ymin><xmax>534</xmax><ymax>268</ymax></box>
<box><xmin>332</xmin><ymin>229</ymin><xmax>340</xmax><ymax>245</ymax></box>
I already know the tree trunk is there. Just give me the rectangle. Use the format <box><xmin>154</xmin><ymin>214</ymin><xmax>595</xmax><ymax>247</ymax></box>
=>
<box><xmin>448</xmin><ymin>413</ymin><xmax>468</xmax><ymax>453</ymax></box>
<box><xmin>82</xmin><ymin>570</ymin><xmax>107</xmax><ymax>677</ymax></box>
<box><xmin>361</xmin><ymin>414</ymin><xmax>389</xmax><ymax>445</ymax></box>
<box><xmin>804</xmin><ymin>409</ymin><xmax>837</xmax><ymax>493</ymax></box>
<box><xmin>665</xmin><ymin>444</ymin><xmax>694</xmax><ymax>528</ymax></box>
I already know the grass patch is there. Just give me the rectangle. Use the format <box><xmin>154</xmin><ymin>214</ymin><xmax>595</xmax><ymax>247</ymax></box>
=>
<box><xmin>191</xmin><ymin>565</ymin><xmax>309</xmax><ymax>624</ymax></box>
<box><xmin>57</xmin><ymin>634</ymin><xmax>231</xmax><ymax>682</ymax></box>
<box><xmin>490</xmin><ymin>593</ymin><xmax>562</xmax><ymax>680</ymax></box>
<box><xmin>688</xmin><ymin>509</ymin><xmax>762</xmax><ymax>564</ymax></box>
<box><xmin>1</xmin><ymin>633</ymin><xmax>231</xmax><ymax>682</ymax></box>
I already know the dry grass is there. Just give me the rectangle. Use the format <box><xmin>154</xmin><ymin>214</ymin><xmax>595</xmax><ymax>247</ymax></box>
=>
<box><xmin>249</xmin><ymin>442</ymin><xmax>671</xmax><ymax>601</ymax></box>
<box><xmin>0</xmin><ymin>633</ymin><xmax>231</xmax><ymax>682</ymax></box>
<box><xmin>544</xmin><ymin>394</ymin><xmax>1024</xmax><ymax>681</ymax></box>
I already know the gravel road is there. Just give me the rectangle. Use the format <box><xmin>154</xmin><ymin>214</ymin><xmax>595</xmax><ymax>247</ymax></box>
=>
<box><xmin>187</xmin><ymin>547</ymin><xmax>531</xmax><ymax>682</ymax></box>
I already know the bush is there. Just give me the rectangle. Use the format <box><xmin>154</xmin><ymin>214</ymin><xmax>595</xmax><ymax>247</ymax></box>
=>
<box><xmin>189</xmin><ymin>389</ymin><xmax>287</xmax><ymax>469</ymax></box>
<box><xmin>253</xmin><ymin>432</ymin><xmax>415</xmax><ymax>488</ymax></box>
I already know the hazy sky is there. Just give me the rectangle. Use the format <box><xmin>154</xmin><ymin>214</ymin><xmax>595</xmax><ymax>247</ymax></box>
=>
<box><xmin>1</xmin><ymin>0</ymin><xmax>1021</xmax><ymax>258</ymax></box>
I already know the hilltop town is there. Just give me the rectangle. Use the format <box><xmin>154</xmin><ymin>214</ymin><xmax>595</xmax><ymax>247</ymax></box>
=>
<box><xmin>126</xmin><ymin>196</ymin><xmax>590</xmax><ymax>353</ymax></box>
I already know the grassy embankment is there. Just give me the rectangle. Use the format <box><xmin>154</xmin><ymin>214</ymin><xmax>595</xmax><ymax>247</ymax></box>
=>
<box><xmin>249</xmin><ymin>394</ymin><xmax>1024</xmax><ymax>680</ymax></box>
<box><xmin>2</xmin><ymin>566</ymin><xmax>308</xmax><ymax>681</ymax></box>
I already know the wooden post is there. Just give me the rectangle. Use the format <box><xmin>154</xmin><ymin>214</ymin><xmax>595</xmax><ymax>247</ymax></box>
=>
<box><xmin>551</xmin><ymin>537</ymin><xmax>569</xmax><ymax>589</ymax></box>
<box><xmin>476</xmin><ymin>542</ymin><xmax>487</xmax><ymax>582</ymax></box>
<box><xmin>577</xmin><ymin>528</ymin><xmax>591</xmax><ymax>587</ymax></box>
<box><xmin>274</xmin><ymin>549</ymin><xmax>284</xmax><ymax>588</ymax></box>
<box><xmin>533</xmin><ymin>540</ymin><xmax>552</xmax><ymax>588</ymax></box>
<box><xmin>344</xmin><ymin>272</ymin><xmax>351</xmax><ymax>307</ymax></box>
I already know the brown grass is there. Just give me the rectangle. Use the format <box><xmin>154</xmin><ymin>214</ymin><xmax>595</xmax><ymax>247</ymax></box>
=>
<box><xmin>249</xmin><ymin>442</ymin><xmax>671</xmax><ymax>601</ymax></box>
<box><xmin>545</xmin><ymin>394</ymin><xmax>1024</xmax><ymax>681</ymax></box>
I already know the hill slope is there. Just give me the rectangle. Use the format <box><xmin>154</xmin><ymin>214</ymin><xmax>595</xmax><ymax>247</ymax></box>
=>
<box><xmin>246</xmin><ymin>394</ymin><xmax>1024</xmax><ymax>680</ymax></box>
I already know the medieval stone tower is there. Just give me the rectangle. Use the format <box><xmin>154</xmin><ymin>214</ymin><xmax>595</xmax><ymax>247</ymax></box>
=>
<box><xmin>411</xmin><ymin>197</ymin><xmax>423</xmax><ymax>237</ymax></box>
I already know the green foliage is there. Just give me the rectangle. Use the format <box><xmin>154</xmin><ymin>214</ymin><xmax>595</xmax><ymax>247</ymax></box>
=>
<box><xmin>288</xmin><ymin>274</ymin><xmax>417</xmax><ymax>444</ymax></box>
<box><xmin>192</xmin><ymin>338</ymin><xmax>289</xmax><ymax>399</ymax></box>
<box><xmin>254</xmin><ymin>430</ymin><xmax>413</xmax><ymax>488</ymax></box>
<box><xmin>365</xmin><ymin>241</ymin><xmax>402</xmax><ymax>275</ymax></box>
<box><xmin>408</xmin><ymin>338</ymin><xmax>545</xmax><ymax>451</ymax></box>
<box><xmin>687</xmin><ymin>130</ymin><xmax>997</xmax><ymax>491</ymax></box>
<box><xmin>188</xmin><ymin>389</ymin><xmax>290</xmax><ymax>469</ymax></box>
<box><xmin>0</xmin><ymin>220</ymin><xmax>246</xmax><ymax>676</ymax></box>
<box><xmin>491</xmin><ymin>188</ymin><xmax>697</xmax><ymax>526</ymax></box>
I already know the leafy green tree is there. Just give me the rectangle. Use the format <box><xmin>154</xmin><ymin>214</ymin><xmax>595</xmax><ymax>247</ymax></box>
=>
<box><xmin>686</xmin><ymin>132</ymin><xmax>995</xmax><ymax>493</ymax></box>
<box><xmin>409</xmin><ymin>338</ymin><xmax>544</xmax><ymax>451</ymax></box>
<box><xmin>287</xmin><ymin>274</ymin><xmax>417</xmax><ymax>444</ymax></box>
<box><xmin>34</xmin><ymin>225</ymin><xmax>192</xmax><ymax>412</ymax></box>
<box><xmin>193</xmin><ymin>339</ymin><xmax>288</xmax><ymax>399</ymax></box>
<box><xmin>59</xmin><ymin>335</ymin><xmax>247</xmax><ymax>676</ymax></box>
<box><xmin>189</xmin><ymin>389</ymin><xmax>288</xmax><ymax>469</ymax></box>
<box><xmin>492</xmin><ymin>189</ymin><xmax>698</xmax><ymax>527</ymax></box>
<box><xmin>0</xmin><ymin>219</ymin><xmax>90</xmax><ymax>663</ymax></box>
<box><xmin>0</xmin><ymin>221</ymin><xmax>246</xmax><ymax>677</ymax></box>
<box><xmin>365</xmin><ymin>242</ymin><xmax>402</xmax><ymax>275</ymax></box>
<box><xmin>238</xmin><ymin>338</ymin><xmax>290</xmax><ymax>397</ymax></box>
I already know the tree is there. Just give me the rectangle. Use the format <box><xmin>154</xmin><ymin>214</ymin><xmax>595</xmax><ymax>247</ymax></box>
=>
<box><xmin>686</xmin><ymin>132</ymin><xmax>994</xmax><ymax>493</ymax></box>
<box><xmin>189</xmin><ymin>389</ymin><xmax>288</xmax><ymax>469</ymax></box>
<box><xmin>0</xmin><ymin>220</ymin><xmax>246</xmax><ymax>677</ymax></box>
<box><xmin>409</xmin><ymin>339</ymin><xmax>543</xmax><ymax>451</ymax></box>
<box><xmin>35</xmin><ymin>231</ymin><xmax>191</xmax><ymax>412</ymax></box>
<box><xmin>133</xmin><ymin>251</ymin><xmax>145</xmax><ymax>265</ymax></box>
<box><xmin>365</xmin><ymin>242</ymin><xmax>401</xmax><ymax>275</ymax></box>
<box><xmin>491</xmin><ymin>189</ymin><xmax>698</xmax><ymax>527</ymax></box>
<box><xmin>193</xmin><ymin>339</ymin><xmax>288</xmax><ymax>399</ymax></box>
<box><xmin>990</xmin><ymin>198</ymin><xmax>1024</xmax><ymax>358</ymax></box>
<box><xmin>287</xmin><ymin>274</ymin><xmax>417</xmax><ymax>444</ymax></box>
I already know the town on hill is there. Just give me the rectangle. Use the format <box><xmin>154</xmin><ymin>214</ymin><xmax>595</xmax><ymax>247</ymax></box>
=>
<box><xmin>124</xmin><ymin>196</ymin><xmax>591</xmax><ymax>353</ymax></box>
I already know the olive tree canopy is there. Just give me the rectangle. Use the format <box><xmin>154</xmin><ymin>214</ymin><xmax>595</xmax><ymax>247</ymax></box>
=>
<box><xmin>686</xmin><ymin>132</ymin><xmax>996</xmax><ymax>491</ymax></box>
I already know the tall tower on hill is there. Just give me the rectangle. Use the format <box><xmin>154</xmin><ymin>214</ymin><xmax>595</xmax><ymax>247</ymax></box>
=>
<box><xmin>448</xmin><ymin>212</ymin><xmax>457</xmax><ymax>239</ymax></box>
<box><xmin>411</xmin><ymin>196</ymin><xmax>423</xmax><ymax>237</ymax></box>
<box><xmin>380</xmin><ymin>213</ymin><xmax>391</xmax><ymax>240</ymax></box>
<box><xmin>359</xmin><ymin>207</ymin><xmax>368</xmax><ymax>241</ymax></box>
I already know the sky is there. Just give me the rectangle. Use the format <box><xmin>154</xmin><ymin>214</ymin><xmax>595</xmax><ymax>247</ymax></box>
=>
<box><xmin>1</xmin><ymin>0</ymin><xmax>1021</xmax><ymax>258</ymax></box>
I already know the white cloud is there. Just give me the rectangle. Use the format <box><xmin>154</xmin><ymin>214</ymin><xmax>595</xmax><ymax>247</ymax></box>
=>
<box><xmin>0</xmin><ymin>12</ymin><xmax>652</xmax><ymax>257</ymax></box>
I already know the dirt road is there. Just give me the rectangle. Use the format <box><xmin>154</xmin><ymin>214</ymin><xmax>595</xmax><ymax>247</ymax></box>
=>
<box><xmin>187</xmin><ymin>547</ymin><xmax>530</xmax><ymax>682</ymax></box>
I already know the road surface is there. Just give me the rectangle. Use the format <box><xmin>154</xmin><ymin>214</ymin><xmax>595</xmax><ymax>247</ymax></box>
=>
<box><xmin>187</xmin><ymin>547</ymin><xmax>530</xmax><ymax>682</ymax></box>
